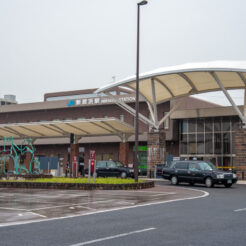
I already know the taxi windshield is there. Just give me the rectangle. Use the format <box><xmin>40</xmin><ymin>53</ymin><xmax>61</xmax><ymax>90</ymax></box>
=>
<box><xmin>198</xmin><ymin>162</ymin><xmax>217</xmax><ymax>171</ymax></box>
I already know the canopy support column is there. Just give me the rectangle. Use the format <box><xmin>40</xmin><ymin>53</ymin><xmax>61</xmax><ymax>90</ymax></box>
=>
<box><xmin>105</xmin><ymin>93</ymin><xmax>156</xmax><ymax>128</ymax></box>
<box><xmin>210</xmin><ymin>72</ymin><xmax>246</xmax><ymax>127</ymax></box>
<box><xmin>158</xmin><ymin>98</ymin><xmax>185</xmax><ymax>128</ymax></box>
<box><xmin>151</xmin><ymin>78</ymin><xmax>158</xmax><ymax>126</ymax></box>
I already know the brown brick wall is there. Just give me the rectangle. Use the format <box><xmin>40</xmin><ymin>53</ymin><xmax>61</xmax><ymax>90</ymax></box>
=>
<box><xmin>147</xmin><ymin>130</ymin><xmax>166</xmax><ymax>177</ymax></box>
<box><xmin>234</xmin><ymin>129</ymin><xmax>246</xmax><ymax>179</ymax></box>
<box><xmin>119</xmin><ymin>142</ymin><xmax>129</xmax><ymax>165</ymax></box>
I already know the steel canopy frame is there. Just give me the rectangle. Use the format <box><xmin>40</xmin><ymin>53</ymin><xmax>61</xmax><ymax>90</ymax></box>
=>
<box><xmin>95</xmin><ymin>61</ymin><xmax>246</xmax><ymax>129</ymax></box>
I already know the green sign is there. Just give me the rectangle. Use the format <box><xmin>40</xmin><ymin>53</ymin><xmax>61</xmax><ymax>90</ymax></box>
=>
<box><xmin>133</xmin><ymin>145</ymin><xmax>147</xmax><ymax>151</ymax></box>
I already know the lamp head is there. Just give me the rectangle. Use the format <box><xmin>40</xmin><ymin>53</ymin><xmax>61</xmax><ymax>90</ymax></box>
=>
<box><xmin>138</xmin><ymin>0</ymin><xmax>148</xmax><ymax>6</ymax></box>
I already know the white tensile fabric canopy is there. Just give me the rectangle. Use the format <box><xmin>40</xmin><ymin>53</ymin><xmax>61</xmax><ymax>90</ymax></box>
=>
<box><xmin>0</xmin><ymin>118</ymin><xmax>135</xmax><ymax>139</ymax></box>
<box><xmin>96</xmin><ymin>61</ymin><xmax>246</xmax><ymax>128</ymax></box>
<box><xmin>96</xmin><ymin>61</ymin><xmax>246</xmax><ymax>104</ymax></box>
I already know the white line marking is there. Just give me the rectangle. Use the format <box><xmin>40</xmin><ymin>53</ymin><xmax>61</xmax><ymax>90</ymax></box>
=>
<box><xmin>18</xmin><ymin>214</ymin><xmax>23</xmax><ymax>216</ymax></box>
<box><xmin>0</xmin><ymin>207</ymin><xmax>28</xmax><ymax>211</ymax></box>
<box><xmin>0</xmin><ymin>188</ymin><xmax>209</xmax><ymax>228</ymax></box>
<box><xmin>234</xmin><ymin>208</ymin><xmax>246</xmax><ymax>212</ymax></box>
<box><xmin>150</xmin><ymin>192</ymin><xmax>176</xmax><ymax>196</ymax></box>
<box><xmin>28</xmin><ymin>212</ymin><xmax>47</xmax><ymax>218</ymax></box>
<box><xmin>30</xmin><ymin>200</ymin><xmax>116</xmax><ymax>211</ymax></box>
<box><xmin>69</xmin><ymin>227</ymin><xmax>156</xmax><ymax>246</ymax></box>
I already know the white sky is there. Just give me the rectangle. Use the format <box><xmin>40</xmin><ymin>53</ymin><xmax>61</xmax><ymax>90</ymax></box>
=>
<box><xmin>1</xmin><ymin>0</ymin><xmax>246</xmax><ymax>105</ymax></box>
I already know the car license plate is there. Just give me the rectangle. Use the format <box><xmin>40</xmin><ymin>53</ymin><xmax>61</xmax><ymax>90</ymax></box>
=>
<box><xmin>227</xmin><ymin>179</ymin><xmax>232</xmax><ymax>184</ymax></box>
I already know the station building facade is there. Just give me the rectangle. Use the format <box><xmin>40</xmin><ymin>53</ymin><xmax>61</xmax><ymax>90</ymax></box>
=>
<box><xmin>0</xmin><ymin>88</ymin><xmax>244</xmax><ymax>178</ymax></box>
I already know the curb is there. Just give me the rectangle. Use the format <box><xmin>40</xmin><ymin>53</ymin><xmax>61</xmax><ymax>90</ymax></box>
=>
<box><xmin>0</xmin><ymin>181</ymin><xmax>154</xmax><ymax>190</ymax></box>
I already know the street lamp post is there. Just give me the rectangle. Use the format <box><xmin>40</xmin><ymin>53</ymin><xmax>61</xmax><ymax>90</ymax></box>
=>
<box><xmin>134</xmin><ymin>0</ymin><xmax>148</xmax><ymax>182</ymax></box>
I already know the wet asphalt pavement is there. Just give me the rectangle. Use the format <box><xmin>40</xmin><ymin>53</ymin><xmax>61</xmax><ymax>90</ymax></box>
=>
<box><xmin>0</xmin><ymin>184</ymin><xmax>204</xmax><ymax>226</ymax></box>
<box><xmin>0</xmin><ymin>182</ymin><xmax>246</xmax><ymax>246</ymax></box>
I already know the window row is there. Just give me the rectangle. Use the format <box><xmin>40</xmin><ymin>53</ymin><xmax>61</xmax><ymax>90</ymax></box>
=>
<box><xmin>181</xmin><ymin>117</ymin><xmax>239</xmax><ymax>134</ymax></box>
<box><xmin>180</xmin><ymin>132</ymin><xmax>234</xmax><ymax>155</ymax></box>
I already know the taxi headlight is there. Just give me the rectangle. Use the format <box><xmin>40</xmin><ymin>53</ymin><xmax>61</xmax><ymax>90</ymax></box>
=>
<box><xmin>233</xmin><ymin>173</ymin><xmax>237</xmax><ymax>179</ymax></box>
<box><xmin>129</xmin><ymin>169</ymin><xmax>134</xmax><ymax>173</ymax></box>
<box><xmin>217</xmin><ymin>174</ymin><xmax>224</xmax><ymax>179</ymax></box>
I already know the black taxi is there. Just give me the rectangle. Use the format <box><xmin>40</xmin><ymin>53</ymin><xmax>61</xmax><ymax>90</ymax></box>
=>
<box><xmin>162</xmin><ymin>160</ymin><xmax>237</xmax><ymax>188</ymax></box>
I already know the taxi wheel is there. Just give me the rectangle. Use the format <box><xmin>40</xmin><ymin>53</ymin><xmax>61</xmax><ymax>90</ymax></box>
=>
<box><xmin>121</xmin><ymin>172</ymin><xmax>127</xmax><ymax>179</ymax></box>
<box><xmin>171</xmin><ymin>176</ymin><xmax>178</xmax><ymax>185</ymax></box>
<box><xmin>205</xmin><ymin>177</ymin><xmax>213</xmax><ymax>188</ymax></box>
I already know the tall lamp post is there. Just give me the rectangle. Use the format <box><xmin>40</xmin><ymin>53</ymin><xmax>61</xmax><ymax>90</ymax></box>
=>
<box><xmin>134</xmin><ymin>0</ymin><xmax>148</xmax><ymax>182</ymax></box>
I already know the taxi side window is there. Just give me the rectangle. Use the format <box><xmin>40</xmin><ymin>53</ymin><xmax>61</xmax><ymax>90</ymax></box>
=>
<box><xmin>175</xmin><ymin>162</ymin><xmax>188</xmax><ymax>170</ymax></box>
<box><xmin>189</xmin><ymin>163</ymin><xmax>199</xmax><ymax>171</ymax></box>
<box><xmin>107</xmin><ymin>161</ymin><xmax>116</xmax><ymax>168</ymax></box>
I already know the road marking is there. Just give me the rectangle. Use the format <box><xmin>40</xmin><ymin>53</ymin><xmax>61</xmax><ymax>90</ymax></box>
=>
<box><xmin>0</xmin><ymin>188</ymin><xmax>209</xmax><ymax>228</ymax></box>
<box><xmin>28</xmin><ymin>212</ymin><xmax>47</xmax><ymax>218</ymax></box>
<box><xmin>30</xmin><ymin>200</ymin><xmax>116</xmax><ymax>211</ymax></box>
<box><xmin>234</xmin><ymin>208</ymin><xmax>246</xmax><ymax>212</ymax></box>
<box><xmin>0</xmin><ymin>206</ymin><xmax>28</xmax><ymax>211</ymax></box>
<box><xmin>69</xmin><ymin>227</ymin><xmax>156</xmax><ymax>246</ymax></box>
<box><xmin>150</xmin><ymin>192</ymin><xmax>176</xmax><ymax>196</ymax></box>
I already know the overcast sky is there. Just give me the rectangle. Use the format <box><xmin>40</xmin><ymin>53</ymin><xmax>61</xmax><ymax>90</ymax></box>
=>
<box><xmin>1</xmin><ymin>0</ymin><xmax>246</xmax><ymax>105</ymax></box>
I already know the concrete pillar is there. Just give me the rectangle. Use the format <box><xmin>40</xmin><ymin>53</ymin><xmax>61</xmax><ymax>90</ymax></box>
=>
<box><xmin>147</xmin><ymin>130</ymin><xmax>166</xmax><ymax>178</ymax></box>
<box><xmin>119</xmin><ymin>142</ymin><xmax>129</xmax><ymax>165</ymax></box>
<box><xmin>234</xmin><ymin>129</ymin><xmax>246</xmax><ymax>180</ymax></box>
<box><xmin>70</xmin><ymin>143</ymin><xmax>79</xmax><ymax>177</ymax></box>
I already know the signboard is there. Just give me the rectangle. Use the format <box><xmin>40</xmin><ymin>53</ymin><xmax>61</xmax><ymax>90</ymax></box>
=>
<box><xmin>67</xmin><ymin>96</ymin><xmax>135</xmax><ymax>107</ymax></box>
<box><xmin>90</xmin><ymin>150</ymin><xmax>95</xmax><ymax>161</ymax></box>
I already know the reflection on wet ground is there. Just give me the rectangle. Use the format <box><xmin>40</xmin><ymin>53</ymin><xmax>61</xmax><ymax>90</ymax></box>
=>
<box><xmin>0</xmin><ymin>185</ymin><xmax>205</xmax><ymax>226</ymax></box>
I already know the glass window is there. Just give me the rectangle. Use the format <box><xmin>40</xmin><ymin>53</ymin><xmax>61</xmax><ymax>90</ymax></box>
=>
<box><xmin>175</xmin><ymin>162</ymin><xmax>188</xmax><ymax>169</ymax></box>
<box><xmin>181</xmin><ymin>120</ymin><xmax>188</xmax><ymax>133</ymax></box>
<box><xmin>205</xmin><ymin>133</ymin><xmax>213</xmax><ymax>154</ymax></box>
<box><xmin>223</xmin><ymin>133</ymin><xmax>230</xmax><ymax>154</ymax></box>
<box><xmin>197</xmin><ymin>133</ymin><xmax>204</xmax><ymax>154</ymax></box>
<box><xmin>205</xmin><ymin>119</ymin><xmax>213</xmax><ymax>132</ymax></box>
<box><xmin>115</xmin><ymin>161</ymin><xmax>124</xmax><ymax>167</ymax></box>
<box><xmin>188</xmin><ymin>119</ymin><xmax>196</xmax><ymax>132</ymax></box>
<box><xmin>181</xmin><ymin>134</ymin><xmax>188</xmax><ymax>154</ymax></box>
<box><xmin>214</xmin><ymin>133</ymin><xmax>222</xmax><ymax>154</ymax></box>
<box><xmin>231</xmin><ymin>117</ymin><xmax>239</xmax><ymax>131</ymax></box>
<box><xmin>163</xmin><ymin>112</ymin><xmax>169</xmax><ymax>129</ymax></box>
<box><xmin>197</xmin><ymin>119</ymin><xmax>204</xmax><ymax>132</ymax></box>
<box><xmin>222</xmin><ymin>117</ymin><xmax>230</xmax><ymax>131</ymax></box>
<box><xmin>188</xmin><ymin>134</ymin><xmax>196</xmax><ymax>154</ymax></box>
<box><xmin>232</xmin><ymin>132</ymin><xmax>235</xmax><ymax>154</ymax></box>
<box><xmin>198</xmin><ymin>162</ymin><xmax>216</xmax><ymax>170</ymax></box>
<box><xmin>217</xmin><ymin>156</ymin><xmax>222</xmax><ymax>166</ymax></box>
<box><xmin>189</xmin><ymin>163</ymin><xmax>200</xmax><ymax>171</ymax></box>
<box><xmin>107</xmin><ymin>161</ymin><xmax>116</xmax><ymax>168</ymax></box>
<box><xmin>214</xmin><ymin>118</ymin><xmax>221</xmax><ymax>132</ymax></box>
<box><xmin>96</xmin><ymin>161</ymin><xmax>107</xmax><ymax>168</ymax></box>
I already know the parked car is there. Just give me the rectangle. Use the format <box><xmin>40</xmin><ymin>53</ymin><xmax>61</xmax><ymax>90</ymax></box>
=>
<box><xmin>162</xmin><ymin>160</ymin><xmax>237</xmax><ymax>188</ymax></box>
<box><xmin>156</xmin><ymin>164</ymin><xmax>166</xmax><ymax>177</ymax></box>
<box><xmin>85</xmin><ymin>160</ymin><xmax>134</xmax><ymax>178</ymax></box>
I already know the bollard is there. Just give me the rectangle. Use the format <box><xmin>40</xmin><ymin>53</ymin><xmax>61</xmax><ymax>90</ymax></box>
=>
<box><xmin>242</xmin><ymin>171</ymin><xmax>245</xmax><ymax>180</ymax></box>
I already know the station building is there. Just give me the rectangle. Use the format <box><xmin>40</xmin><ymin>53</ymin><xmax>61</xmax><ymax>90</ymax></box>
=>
<box><xmin>0</xmin><ymin>61</ymin><xmax>246</xmax><ymax>179</ymax></box>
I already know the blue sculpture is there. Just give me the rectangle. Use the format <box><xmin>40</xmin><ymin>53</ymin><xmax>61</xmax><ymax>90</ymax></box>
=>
<box><xmin>0</xmin><ymin>137</ymin><xmax>40</xmax><ymax>175</ymax></box>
